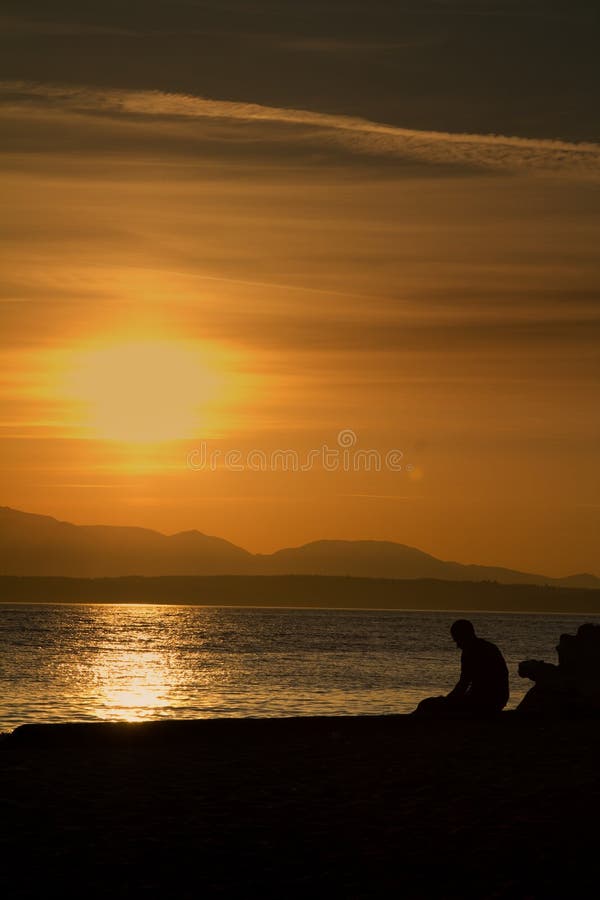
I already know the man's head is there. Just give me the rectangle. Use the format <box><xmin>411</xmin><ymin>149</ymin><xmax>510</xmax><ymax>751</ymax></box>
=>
<box><xmin>450</xmin><ymin>619</ymin><xmax>477</xmax><ymax>649</ymax></box>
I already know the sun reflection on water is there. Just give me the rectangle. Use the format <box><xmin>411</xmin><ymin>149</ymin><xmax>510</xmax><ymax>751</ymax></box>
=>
<box><xmin>83</xmin><ymin>605</ymin><xmax>185</xmax><ymax>722</ymax></box>
<box><xmin>95</xmin><ymin>651</ymin><xmax>173</xmax><ymax>721</ymax></box>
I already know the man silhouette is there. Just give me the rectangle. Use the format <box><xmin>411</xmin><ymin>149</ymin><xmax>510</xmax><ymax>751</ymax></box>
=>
<box><xmin>414</xmin><ymin>619</ymin><xmax>509</xmax><ymax>717</ymax></box>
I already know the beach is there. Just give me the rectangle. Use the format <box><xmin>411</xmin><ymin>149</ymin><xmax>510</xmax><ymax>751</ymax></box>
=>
<box><xmin>1</xmin><ymin>714</ymin><xmax>598</xmax><ymax>898</ymax></box>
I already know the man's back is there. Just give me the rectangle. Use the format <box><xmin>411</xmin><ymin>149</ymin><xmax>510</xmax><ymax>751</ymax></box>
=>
<box><xmin>461</xmin><ymin>637</ymin><xmax>509</xmax><ymax>710</ymax></box>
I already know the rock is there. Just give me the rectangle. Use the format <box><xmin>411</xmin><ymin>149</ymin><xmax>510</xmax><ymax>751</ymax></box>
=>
<box><xmin>517</xmin><ymin>624</ymin><xmax>600</xmax><ymax>715</ymax></box>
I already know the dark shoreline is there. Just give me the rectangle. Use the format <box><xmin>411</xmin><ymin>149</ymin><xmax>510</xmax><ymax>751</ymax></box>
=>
<box><xmin>1</xmin><ymin>574</ymin><xmax>600</xmax><ymax>613</ymax></box>
<box><xmin>2</xmin><ymin>714</ymin><xmax>599</xmax><ymax>897</ymax></box>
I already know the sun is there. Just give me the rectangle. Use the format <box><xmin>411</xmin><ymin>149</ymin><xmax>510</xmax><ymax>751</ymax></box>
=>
<box><xmin>64</xmin><ymin>340</ymin><xmax>222</xmax><ymax>442</ymax></box>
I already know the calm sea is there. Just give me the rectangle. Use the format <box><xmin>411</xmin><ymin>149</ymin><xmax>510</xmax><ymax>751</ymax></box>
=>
<box><xmin>0</xmin><ymin>604</ymin><xmax>596</xmax><ymax>732</ymax></box>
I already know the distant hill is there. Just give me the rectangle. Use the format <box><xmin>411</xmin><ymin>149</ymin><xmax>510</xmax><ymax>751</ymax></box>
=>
<box><xmin>0</xmin><ymin>507</ymin><xmax>252</xmax><ymax>577</ymax></box>
<box><xmin>0</xmin><ymin>506</ymin><xmax>598</xmax><ymax>589</ymax></box>
<box><xmin>254</xmin><ymin>539</ymin><xmax>600</xmax><ymax>588</ymax></box>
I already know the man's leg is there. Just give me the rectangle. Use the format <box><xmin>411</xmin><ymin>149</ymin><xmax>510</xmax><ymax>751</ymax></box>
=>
<box><xmin>412</xmin><ymin>696</ymin><xmax>451</xmax><ymax>716</ymax></box>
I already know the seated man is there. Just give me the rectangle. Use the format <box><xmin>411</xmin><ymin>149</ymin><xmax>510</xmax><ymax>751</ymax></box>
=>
<box><xmin>414</xmin><ymin>619</ymin><xmax>509</xmax><ymax>717</ymax></box>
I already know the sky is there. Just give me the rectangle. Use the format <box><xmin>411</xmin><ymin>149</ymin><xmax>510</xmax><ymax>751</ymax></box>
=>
<box><xmin>1</xmin><ymin>1</ymin><xmax>599</xmax><ymax>575</ymax></box>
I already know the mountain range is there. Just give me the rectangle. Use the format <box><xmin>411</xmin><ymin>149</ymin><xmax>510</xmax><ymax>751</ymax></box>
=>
<box><xmin>1</xmin><ymin>506</ymin><xmax>598</xmax><ymax>589</ymax></box>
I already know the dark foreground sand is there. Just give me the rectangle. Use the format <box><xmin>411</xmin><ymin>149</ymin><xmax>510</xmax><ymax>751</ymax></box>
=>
<box><xmin>1</xmin><ymin>715</ymin><xmax>599</xmax><ymax>898</ymax></box>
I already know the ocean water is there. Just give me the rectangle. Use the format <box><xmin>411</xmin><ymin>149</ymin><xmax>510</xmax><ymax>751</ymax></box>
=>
<box><xmin>0</xmin><ymin>604</ymin><xmax>596</xmax><ymax>732</ymax></box>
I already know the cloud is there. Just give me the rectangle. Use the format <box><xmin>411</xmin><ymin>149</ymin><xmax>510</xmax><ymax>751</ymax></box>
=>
<box><xmin>1</xmin><ymin>80</ymin><xmax>599</xmax><ymax>177</ymax></box>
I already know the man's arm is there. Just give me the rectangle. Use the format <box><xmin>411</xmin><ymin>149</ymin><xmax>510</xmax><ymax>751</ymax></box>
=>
<box><xmin>446</xmin><ymin>674</ymin><xmax>469</xmax><ymax>700</ymax></box>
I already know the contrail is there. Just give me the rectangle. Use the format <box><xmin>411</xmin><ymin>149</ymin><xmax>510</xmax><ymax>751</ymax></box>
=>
<box><xmin>2</xmin><ymin>80</ymin><xmax>600</xmax><ymax>176</ymax></box>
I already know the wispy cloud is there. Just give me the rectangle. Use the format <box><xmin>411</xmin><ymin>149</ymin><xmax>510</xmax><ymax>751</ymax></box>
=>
<box><xmin>2</xmin><ymin>80</ymin><xmax>599</xmax><ymax>177</ymax></box>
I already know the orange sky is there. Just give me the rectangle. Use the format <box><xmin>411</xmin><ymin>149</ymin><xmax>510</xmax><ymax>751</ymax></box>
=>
<box><xmin>1</xmin><ymin>50</ymin><xmax>599</xmax><ymax>577</ymax></box>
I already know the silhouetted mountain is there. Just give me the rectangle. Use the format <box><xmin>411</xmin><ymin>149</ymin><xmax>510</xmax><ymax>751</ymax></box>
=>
<box><xmin>0</xmin><ymin>507</ymin><xmax>252</xmax><ymax>577</ymax></box>
<box><xmin>257</xmin><ymin>540</ymin><xmax>452</xmax><ymax>579</ymax></box>
<box><xmin>0</xmin><ymin>507</ymin><xmax>598</xmax><ymax>588</ymax></box>
<box><xmin>255</xmin><ymin>539</ymin><xmax>595</xmax><ymax>587</ymax></box>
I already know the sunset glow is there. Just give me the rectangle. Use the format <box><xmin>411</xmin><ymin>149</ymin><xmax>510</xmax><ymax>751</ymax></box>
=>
<box><xmin>61</xmin><ymin>340</ymin><xmax>224</xmax><ymax>443</ymax></box>
<box><xmin>0</xmin><ymin>1</ymin><xmax>598</xmax><ymax>576</ymax></box>
<box><xmin>2</xmin><ymin>5</ymin><xmax>599</xmax><ymax>897</ymax></box>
